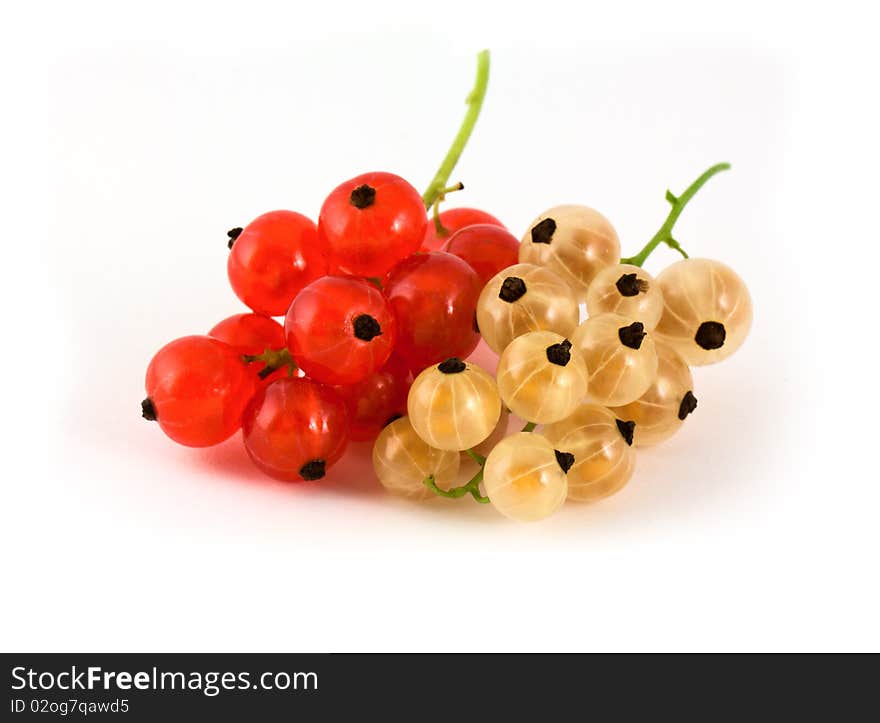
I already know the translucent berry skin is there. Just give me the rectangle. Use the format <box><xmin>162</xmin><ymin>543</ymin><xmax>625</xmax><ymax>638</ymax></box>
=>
<box><xmin>372</xmin><ymin>417</ymin><xmax>460</xmax><ymax>500</ymax></box>
<box><xmin>242</xmin><ymin>377</ymin><xmax>349</xmax><ymax>482</ymax></box>
<box><xmin>318</xmin><ymin>172</ymin><xmax>427</xmax><ymax>277</ymax></box>
<box><xmin>439</xmin><ymin>224</ymin><xmax>520</xmax><ymax>285</ymax></box>
<box><xmin>383</xmin><ymin>252</ymin><xmax>482</xmax><ymax>370</ymax></box>
<box><xmin>227</xmin><ymin>210</ymin><xmax>327</xmax><ymax>317</ymax></box>
<box><xmin>541</xmin><ymin>404</ymin><xmax>635</xmax><ymax>502</ymax></box>
<box><xmin>421</xmin><ymin>207</ymin><xmax>505</xmax><ymax>252</ymax></box>
<box><xmin>476</xmin><ymin>263</ymin><xmax>580</xmax><ymax>355</ymax></box>
<box><xmin>653</xmin><ymin>258</ymin><xmax>753</xmax><ymax>366</ymax></box>
<box><xmin>407</xmin><ymin>360</ymin><xmax>502</xmax><ymax>451</ymax></box>
<box><xmin>496</xmin><ymin>331</ymin><xmax>588</xmax><ymax>424</ymax></box>
<box><xmin>483</xmin><ymin>433</ymin><xmax>568</xmax><ymax>522</ymax></box>
<box><xmin>610</xmin><ymin>343</ymin><xmax>694</xmax><ymax>446</ymax></box>
<box><xmin>459</xmin><ymin>407</ymin><xmax>511</xmax><ymax>480</ymax></box>
<box><xmin>586</xmin><ymin>263</ymin><xmax>664</xmax><ymax>331</ymax></box>
<box><xmin>144</xmin><ymin>335</ymin><xmax>258</xmax><ymax>447</ymax></box>
<box><xmin>208</xmin><ymin>313</ymin><xmax>288</xmax><ymax>383</ymax></box>
<box><xmin>286</xmin><ymin>276</ymin><xmax>396</xmax><ymax>386</ymax></box>
<box><xmin>519</xmin><ymin>205</ymin><xmax>620</xmax><ymax>302</ymax></box>
<box><xmin>334</xmin><ymin>354</ymin><xmax>413</xmax><ymax>442</ymax></box>
<box><xmin>571</xmin><ymin>313</ymin><xmax>659</xmax><ymax>406</ymax></box>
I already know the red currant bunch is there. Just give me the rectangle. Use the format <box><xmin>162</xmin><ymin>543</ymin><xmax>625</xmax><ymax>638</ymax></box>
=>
<box><xmin>143</xmin><ymin>51</ymin><xmax>753</xmax><ymax>520</ymax></box>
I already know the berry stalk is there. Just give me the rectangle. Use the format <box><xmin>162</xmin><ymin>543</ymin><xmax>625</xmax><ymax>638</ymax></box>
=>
<box><xmin>621</xmin><ymin>162</ymin><xmax>731</xmax><ymax>267</ymax></box>
<box><xmin>423</xmin><ymin>471</ymin><xmax>490</xmax><ymax>504</ymax></box>
<box><xmin>422</xmin><ymin>50</ymin><xmax>491</xmax><ymax>209</ymax></box>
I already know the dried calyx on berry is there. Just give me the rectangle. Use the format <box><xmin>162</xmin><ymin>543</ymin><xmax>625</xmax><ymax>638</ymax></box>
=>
<box><xmin>349</xmin><ymin>184</ymin><xmax>377</xmax><ymax>209</ymax></box>
<box><xmin>531</xmin><ymin>218</ymin><xmax>556</xmax><ymax>244</ymax></box>
<box><xmin>141</xmin><ymin>398</ymin><xmax>157</xmax><ymax>421</ymax></box>
<box><xmin>616</xmin><ymin>273</ymin><xmax>649</xmax><ymax>297</ymax></box>
<box><xmin>353</xmin><ymin>314</ymin><xmax>382</xmax><ymax>341</ymax></box>
<box><xmin>499</xmin><ymin>276</ymin><xmax>527</xmax><ymax>303</ymax></box>
<box><xmin>226</xmin><ymin>227</ymin><xmax>243</xmax><ymax>249</ymax></box>
<box><xmin>695</xmin><ymin>321</ymin><xmax>726</xmax><ymax>350</ymax></box>
<box><xmin>546</xmin><ymin>339</ymin><xmax>573</xmax><ymax>366</ymax></box>
<box><xmin>615</xmin><ymin>419</ymin><xmax>635</xmax><ymax>446</ymax></box>
<box><xmin>299</xmin><ymin>459</ymin><xmax>326</xmax><ymax>481</ymax></box>
<box><xmin>554</xmin><ymin>449</ymin><xmax>575</xmax><ymax>473</ymax></box>
<box><xmin>618</xmin><ymin>321</ymin><xmax>647</xmax><ymax>350</ymax></box>
<box><xmin>438</xmin><ymin>357</ymin><xmax>467</xmax><ymax>374</ymax></box>
<box><xmin>678</xmin><ymin>391</ymin><xmax>698</xmax><ymax>420</ymax></box>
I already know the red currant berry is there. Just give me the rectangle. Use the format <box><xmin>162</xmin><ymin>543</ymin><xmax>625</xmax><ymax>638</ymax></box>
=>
<box><xmin>317</xmin><ymin>172</ymin><xmax>426</xmax><ymax>277</ymax></box>
<box><xmin>208</xmin><ymin>313</ymin><xmax>288</xmax><ymax>383</ymax></box>
<box><xmin>286</xmin><ymin>276</ymin><xmax>396</xmax><ymax>385</ymax></box>
<box><xmin>334</xmin><ymin>353</ymin><xmax>413</xmax><ymax>442</ymax></box>
<box><xmin>242</xmin><ymin>377</ymin><xmax>349</xmax><ymax>482</ymax></box>
<box><xmin>421</xmin><ymin>207</ymin><xmax>505</xmax><ymax>252</ymax></box>
<box><xmin>227</xmin><ymin>210</ymin><xmax>327</xmax><ymax>317</ymax></box>
<box><xmin>143</xmin><ymin>335</ymin><xmax>257</xmax><ymax>447</ymax></box>
<box><xmin>439</xmin><ymin>223</ymin><xmax>520</xmax><ymax>285</ymax></box>
<box><xmin>383</xmin><ymin>252</ymin><xmax>482</xmax><ymax>371</ymax></box>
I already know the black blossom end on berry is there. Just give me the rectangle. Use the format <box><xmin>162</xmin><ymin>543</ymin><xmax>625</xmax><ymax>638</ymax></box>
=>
<box><xmin>615</xmin><ymin>273</ymin><xmax>649</xmax><ymax>297</ymax></box>
<box><xmin>141</xmin><ymin>398</ymin><xmax>157</xmax><ymax>421</ymax></box>
<box><xmin>531</xmin><ymin>218</ymin><xmax>557</xmax><ymax>244</ymax></box>
<box><xmin>678</xmin><ymin>391</ymin><xmax>698</xmax><ymax>421</ymax></box>
<box><xmin>438</xmin><ymin>357</ymin><xmax>467</xmax><ymax>374</ymax></box>
<box><xmin>299</xmin><ymin>459</ymin><xmax>326</xmax><ymax>481</ymax></box>
<box><xmin>615</xmin><ymin>419</ymin><xmax>635</xmax><ymax>446</ymax></box>
<box><xmin>353</xmin><ymin>314</ymin><xmax>382</xmax><ymax>342</ymax></box>
<box><xmin>554</xmin><ymin>449</ymin><xmax>575</xmax><ymax>474</ymax></box>
<box><xmin>226</xmin><ymin>227</ymin><xmax>243</xmax><ymax>250</ymax></box>
<box><xmin>499</xmin><ymin>276</ymin><xmax>527</xmax><ymax>303</ymax></box>
<box><xmin>384</xmin><ymin>413</ymin><xmax>403</xmax><ymax>427</ymax></box>
<box><xmin>618</xmin><ymin>321</ymin><xmax>647</xmax><ymax>350</ymax></box>
<box><xmin>695</xmin><ymin>321</ymin><xmax>726</xmax><ymax>350</ymax></box>
<box><xmin>546</xmin><ymin>339</ymin><xmax>573</xmax><ymax>366</ymax></box>
<box><xmin>349</xmin><ymin>184</ymin><xmax>377</xmax><ymax>209</ymax></box>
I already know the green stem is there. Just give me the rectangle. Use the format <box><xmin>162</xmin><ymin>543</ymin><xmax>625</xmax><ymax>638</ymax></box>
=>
<box><xmin>522</xmin><ymin>421</ymin><xmax>537</xmax><ymax>433</ymax></box>
<box><xmin>243</xmin><ymin>347</ymin><xmax>296</xmax><ymax>379</ymax></box>
<box><xmin>423</xmin><ymin>469</ymin><xmax>490</xmax><ymax>504</ymax></box>
<box><xmin>465</xmin><ymin>448</ymin><xmax>486</xmax><ymax>465</ymax></box>
<box><xmin>422</xmin><ymin>50</ymin><xmax>490</xmax><ymax>209</ymax></box>
<box><xmin>620</xmin><ymin>162</ymin><xmax>731</xmax><ymax>267</ymax></box>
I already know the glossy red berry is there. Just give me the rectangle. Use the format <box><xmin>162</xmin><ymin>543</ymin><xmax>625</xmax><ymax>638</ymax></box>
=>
<box><xmin>318</xmin><ymin>172</ymin><xmax>426</xmax><ymax>277</ymax></box>
<box><xmin>143</xmin><ymin>335</ymin><xmax>257</xmax><ymax>447</ymax></box>
<box><xmin>227</xmin><ymin>210</ymin><xmax>327</xmax><ymax>316</ymax></box>
<box><xmin>439</xmin><ymin>223</ymin><xmax>520</xmax><ymax>285</ymax></box>
<box><xmin>208</xmin><ymin>313</ymin><xmax>289</xmax><ymax>383</ymax></box>
<box><xmin>242</xmin><ymin>378</ymin><xmax>349</xmax><ymax>482</ymax></box>
<box><xmin>383</xmin><ymin>252</ymin><xmax>482</xmax><ymax>371</ymax></box>
<box><xmin>286</xmin><ymin>276</ymin><xmax>396</xmax><ymax>385</ymax></box>
<box><xmin>421</xmin><ymin>207</ymin><xmax>505</xmax><ymax>251</ymax></box>
<box><xmin>334</xmin><ymin>353</ymin><xmax>413</xmax><ymax>442</ymax></box>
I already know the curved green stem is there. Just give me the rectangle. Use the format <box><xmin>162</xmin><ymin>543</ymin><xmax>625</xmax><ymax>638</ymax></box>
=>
<box><xmin>522</xmin><ymin>421</ymin><xmax>537</xmax><ymax>433</ymax></box>
<box><xmin>423</xmin><ymin>469</ymin><xmax>490</xmax><ymax>504</ymax></box>
<box><xmin>422</xmin><ymin>50</ymin><xmax>490</xmax><ymax>209</ymax></box>
<box><xmin>620</xmin><ymin>162</ymin><xmax>731</xmax><ymax>267</ymax></box>
<box><xmin>465</xmin><ymin>448</ymin><xmax>486</xmax><ymax>465</ymax></box>
<box><xmin>243</xmin><ymin>347</ymin><xmax>296</xmax><ymax>379</ymax></box>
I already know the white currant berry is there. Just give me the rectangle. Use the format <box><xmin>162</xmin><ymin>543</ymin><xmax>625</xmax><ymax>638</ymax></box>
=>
<box><xmin>586</xmin><ymin>263</ymin><xmax>664</xmax><ymax>330</ymax></box>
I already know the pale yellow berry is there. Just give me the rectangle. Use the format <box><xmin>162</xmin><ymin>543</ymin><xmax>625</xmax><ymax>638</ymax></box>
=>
<box><xmin>483</xmin><ymin>433</ymin><xmax>568</xmax><ymax>522</ymax></box>
<box><xmin>586</xmin><ymin>263</ymin><xmax>664</xmax><ymax>330</ymax></box>
<box><xmin>476</xmin><ymin>263</ymin><xmax>579</xmax><ymax>355</ymax></box>
<box><xmin>407</xmin><ymin>358</ymin><xmax>502</xmax><ymax>451</ymax></box>
<box><xmin>372</xmin><ymin>417</ymin><xmax>460</xmax><ymax>501</ymax></box>
<box><xmin>495</xmin><ymin>331</ymin><xmax>588</xmax><ymax>424</ymax></box>
<box><xmin>653</xmin><ymin>258</ymin><xmax>753</xmax><ymax>366</ymax></box>
<box><xmin>519</xmin><ymin>205</ymin><xmax>620</xmax><ymax>302</ymax></box>
<box><xmin>571</xmin><ymin>313</ymin><xmax>658</xmax><ymax>406</ymax></box>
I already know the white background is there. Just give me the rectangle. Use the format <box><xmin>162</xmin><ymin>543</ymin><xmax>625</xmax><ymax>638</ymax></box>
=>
<box><xmin>2</xmin><ymin>0</ymin><xmax>878</xmax><ymax>651</ymax></box>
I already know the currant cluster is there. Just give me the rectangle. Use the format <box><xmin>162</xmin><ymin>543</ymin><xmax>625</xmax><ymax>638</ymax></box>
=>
<box><xmin>142</xmin><ymin>51</ymin><xmax>753</xmax><ymax>522</ymax></box>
